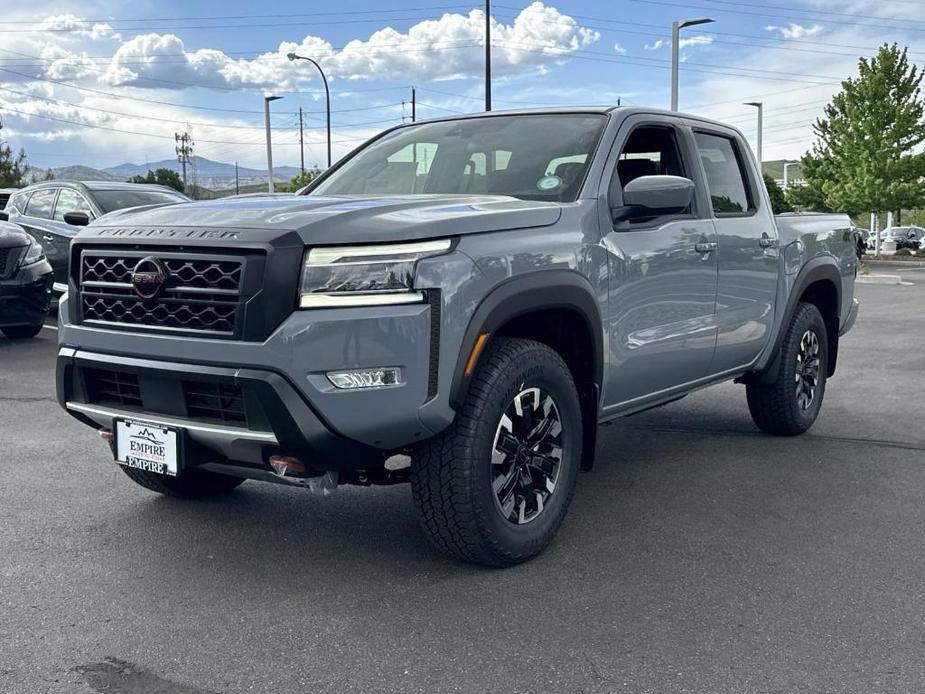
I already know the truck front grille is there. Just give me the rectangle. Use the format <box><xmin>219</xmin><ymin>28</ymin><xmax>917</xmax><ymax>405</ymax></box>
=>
<box><xmin>183</xmin><ymin>381</ymin><xmax>246</xmax><ymax>424</ymax></box>
<box><xmin>78</xmin><ymin>251</ymin><xmax>246</xmax><ymax>337</ymax></box>
<box><xmin>81</xmin><ymin>367</ymin><xmax>252</xmax><ymax>428</ymax></box>
<box><xmin>84</xmin><ymin>368</ymin><xmax>143</xmax><ymax>408</ymax></box>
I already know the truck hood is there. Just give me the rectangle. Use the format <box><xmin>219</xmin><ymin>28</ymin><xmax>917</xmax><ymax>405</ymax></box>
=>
<box><xmin>85</xmin><ymin>195</ymin><xmax>562</xmax><ymax>245</ymax></box>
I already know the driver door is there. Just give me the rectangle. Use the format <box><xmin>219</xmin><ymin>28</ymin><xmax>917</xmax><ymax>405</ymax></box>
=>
<box><xmin>598</xmin><ymin>117</ymin><xmax>719</xmax><ymax>414</ymax></box>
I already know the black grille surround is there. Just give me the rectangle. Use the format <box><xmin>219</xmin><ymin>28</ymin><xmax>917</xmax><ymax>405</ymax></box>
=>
<box><xmin>77</xmin><ymin>249</ymin><xmax>259</xmax><ymax>338</ymax></box>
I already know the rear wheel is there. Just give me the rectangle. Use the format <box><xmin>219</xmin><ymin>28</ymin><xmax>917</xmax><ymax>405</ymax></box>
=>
<box><xmin>746</xmin><ymin>302</ymin><xmax>828</xmax><ymax>436</ymax></box>
<box><xmin>2</xmin><ymin>323</ymin><xmax>43</xmax><ymax>339</ymax></box>
<box><xmin>120</xmin><ymin>465</ymin><xmax>245</xmax><ymax>498</ymax></box>
<box><xmin>411</xmin><ymin>338</ymin><xmax>582</xmax><ymax>567</ymax></box>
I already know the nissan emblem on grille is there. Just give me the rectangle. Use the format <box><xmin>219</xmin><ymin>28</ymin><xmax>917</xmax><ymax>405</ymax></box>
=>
<box><xmin>131</xmin><ymin>257</ymin><xmax>168</xmax><ymax>300</ymax></box>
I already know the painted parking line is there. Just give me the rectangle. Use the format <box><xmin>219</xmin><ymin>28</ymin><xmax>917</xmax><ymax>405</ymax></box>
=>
<box><xmin>42</xmin><ymin>323</ymin><xmax>58</xmax><ymax>331</ymax></box>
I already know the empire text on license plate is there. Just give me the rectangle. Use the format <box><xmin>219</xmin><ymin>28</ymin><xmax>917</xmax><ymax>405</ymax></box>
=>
<box><xmin>115</xmin><ymin>419</ymin><xmax>179</xmax><ymax>476</ymax></box>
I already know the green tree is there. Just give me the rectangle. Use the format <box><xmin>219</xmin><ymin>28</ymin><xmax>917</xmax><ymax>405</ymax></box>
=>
<box><xmin>129</xmin><ymin>167</ymin><xmax>184</xmax><ymax>193</ymax></box>
<box><xmin>801</xmin><ymin>43</ymin><xmax>925</xmax><ymax>217</ymax></box>
<box><xmin>0</xmin><ymin>144</ymin><xmax>29</xmax><ymax>187</ymax></box>
<box><xmin>786</xmin><ymin>153</ymin><xmax>832</xmax><ymax>212</ymax></box>
<box><xmin>280</xmin><ymin>168</ymin><xmax>320</xmax><ymax>192</ymax></box>
<box><xmin>763</xmin><ymin>173</ymin><xmax>793</xmax><ymax>214</ymax></box>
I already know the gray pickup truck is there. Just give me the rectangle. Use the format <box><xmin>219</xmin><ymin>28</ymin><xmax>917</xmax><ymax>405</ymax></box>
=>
<box><xmin>56</xmin><ymin>107</ymin><xmax>859</xmax><ymax>566</ymax></box>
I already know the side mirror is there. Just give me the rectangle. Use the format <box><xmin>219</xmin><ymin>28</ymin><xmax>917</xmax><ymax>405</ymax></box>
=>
<box><xmin>63</xmin><ymin>211</ymin><xmax>90</xmax><ymax>227</ymax></box>
<box><xmin>0</xmin><ymin>210</ymin><xmax>8</xmax><ymax>222</ymax></box>
<box><xmin>613</xmin><ymin>175</ymin><xmax>695</xmax><ymax>222</ymax></box>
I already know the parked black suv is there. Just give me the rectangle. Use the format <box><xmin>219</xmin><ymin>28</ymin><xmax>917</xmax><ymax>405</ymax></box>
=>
<box><xmin>5</xmin><ymin>181</ymin><xmax>189</xmax><ymax>292</ymax></box>
<box><xmin>0</xmin><ymin>220</ymin><xmax>52</xmax><ymax>338</ymax></box>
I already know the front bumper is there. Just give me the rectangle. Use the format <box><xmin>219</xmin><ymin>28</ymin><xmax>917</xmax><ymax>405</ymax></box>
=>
<box><xmin>0</xmin><ymin>260</ymin><xmax>53</xmax><ymax>327</ymax></box>
<box><xmin>58</xmin><ymin>348</ymin><xmax>388</xmax><ymax>472</ymax></box>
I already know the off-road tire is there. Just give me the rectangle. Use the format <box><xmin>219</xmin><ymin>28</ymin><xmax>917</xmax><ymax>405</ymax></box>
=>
<box><xmin>747</xmin><ymin>302</ymin><xmax>828</xmax><ymax>436</ymax></box>
<box><xmin>2</xmin><ymin>323</ymin><xmax>43</xmax><ymax>339</ymax></box>
<box><xmin>411</xmin><ymin>338</ymin><xmax>582</xmax><ymax>567</ymax></box>
<box><xmin>120</xmin><ymin>465</ymin><xmax>245</xmax><ymax>498</ymax></box>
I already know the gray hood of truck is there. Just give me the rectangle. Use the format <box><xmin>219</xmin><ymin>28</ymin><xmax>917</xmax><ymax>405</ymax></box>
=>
<box><xmin>85</xmin><ymin>195</ymin><xmax>562</xmax><ymax>245</ymax></box>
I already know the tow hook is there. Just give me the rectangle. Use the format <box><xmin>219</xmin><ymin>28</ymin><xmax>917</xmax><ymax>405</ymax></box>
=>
<box><xmin>268</xmin><ymin>455</ymin><xmax>338</xmax><ymax>495</ymax></box>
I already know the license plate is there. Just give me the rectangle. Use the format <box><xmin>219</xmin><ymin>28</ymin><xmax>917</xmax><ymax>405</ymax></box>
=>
<box><xmin>115</xmin><ymin>419</ymin><xmax>180</xmax><ymax>477</ymax></box>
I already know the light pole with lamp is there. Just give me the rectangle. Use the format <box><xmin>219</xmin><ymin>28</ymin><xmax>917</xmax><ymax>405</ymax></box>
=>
<box><xmin>671</xmin><ymin>17</ymin><xmax>714</xmax><ymax>111</ymax></box>
<box><xmin>287</xmin><ymin>52</ymin><xmax>332</xmax><ymax>169</ymax></box>
<box><xmin>744</xmin><ymin>101</ymin><xmax>763</xmax><ymax>166</ymax></box>
<box><xmin>264</xmin><ymin>94</ymin><xmax>283</xmax><ymax>193</ymax></box>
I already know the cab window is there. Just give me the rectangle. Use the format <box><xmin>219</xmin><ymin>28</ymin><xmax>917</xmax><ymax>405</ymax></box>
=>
<box><xmin>24</xmin><ymin>189</ymin><xmax>57</xmax><ymax>219</ymax></box>
<box><xmin>694</xmin><ymin>132</ymin><xmax>754</xmax><ymax>216</ymax></box>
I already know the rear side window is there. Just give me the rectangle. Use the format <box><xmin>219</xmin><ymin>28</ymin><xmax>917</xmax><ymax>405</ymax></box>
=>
<box><xmin>694</xmin><ymin>132</ymin><xmax>753</xmax><ymax>215</ymax></box>
<box><xmin>24</xmin><ymin>189</ymin><xmax>57</xmax><ymax>219</ymax></box>
<box><xmin>7</xmin><ymin>191</ymin><xmax>30</xmax><ymax>213</ymax></box>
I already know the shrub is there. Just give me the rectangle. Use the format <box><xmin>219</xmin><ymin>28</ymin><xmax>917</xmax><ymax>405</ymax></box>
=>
<box><xmin>895</xmin><ymin>248</ymin><xmax>912</xmax><ymax>256</ymax></box>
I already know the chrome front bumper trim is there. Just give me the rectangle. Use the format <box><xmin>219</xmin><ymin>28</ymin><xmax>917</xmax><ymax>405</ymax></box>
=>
<box><xmin>65</xmin><ymin>401</ymin><xmax>277</xmax><ymax>464</ymax></box>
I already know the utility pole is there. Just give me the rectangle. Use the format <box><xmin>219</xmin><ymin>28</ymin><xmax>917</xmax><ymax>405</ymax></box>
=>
<box><xmin>264</xmin><ymin>95</ymin><xmax>283</xmax><ymax>193</ymax></box>
<box><xmin>234</xmin><ymin>161</ymin><xmax>239</xmax><ymax>196</ymax></box>
<box><xmin>485</xmin><ymin>0</ymin><xmax>492</xmax><ymax>111</ymax></box>
<box><xmin>175</xmin><ymin>131</ymin><xmax>193</xmax><ymax>193</ymax></box>
<box><xmin>411</xmin><ymin>87</ymin><xmax>416</xmax><ymax>122</ymax></box>
<box><xmin>299</xmin><ymin>107</ymin><xmax>305</xmax><ymax>176</ymax></box>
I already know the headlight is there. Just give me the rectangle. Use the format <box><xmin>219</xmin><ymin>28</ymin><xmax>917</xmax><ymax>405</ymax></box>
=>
<box><xmin>20</xmin><ymin>238</ymin><xmax>45</xmax><ymax>268</ymax></box>
<box><xmin>299</xmin><ymin>239</ymin><xmax>451</xmax><ymax>309</ymax></box>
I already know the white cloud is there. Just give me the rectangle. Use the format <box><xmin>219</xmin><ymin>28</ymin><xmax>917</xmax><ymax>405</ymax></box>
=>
<box><xmin>766</xmin><ymin>23</ymin><xmax>824</xmax><ymax>40</ymax></box>
<box><xmin>679</xmin><ymin>35</ymin><xmax>713</xmax><ymax>50</ymax></box>
<box><xmin>645</xmin><ymin>35</ymin><xmax>712</xmax><ymax>51</ymax></box>
<box><xmin>37</xmin><ymin>14</ymin><xmax>120</xmax><ymax>42</ymax></box>
<box><xmin>95</xmin><ymin>3</ymin><xmax>599</xmax><ymax>91</ymax></box>
<box><xmin>613</xmin><ymin>43</ymin><xmax>627</xmax><ymax>55</ymax></box>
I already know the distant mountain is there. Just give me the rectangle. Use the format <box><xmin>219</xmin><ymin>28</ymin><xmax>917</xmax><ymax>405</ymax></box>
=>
<box><xmin>102</xmin><ymin>156</ymin><xmax>300</xmax><ymax>183</ymax></box>
<box><xmin>44</xmin><ymin>165</ymin><xmax>121</xmax><ymax>182</ymax></box>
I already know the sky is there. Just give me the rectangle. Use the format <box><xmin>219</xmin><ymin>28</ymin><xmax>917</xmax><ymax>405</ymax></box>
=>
<box><xmin>2</xmin><ymin>0</ymin><xmax>924</xmax><ymax>172</ymax></box>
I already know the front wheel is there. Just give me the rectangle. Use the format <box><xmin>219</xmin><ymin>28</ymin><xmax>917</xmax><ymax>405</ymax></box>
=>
<box><xmin>411</xmin><ymin>338</ymin><xmax>582</xmax><ymax>567</ymax></box>
<box><xmin>120</xmin><ymin>465</ymin><xmax>245</xmax><ymax>498</ymax></box>
<box><xmin>746</xmin><ymin>302</ymin><xmax>828</xmax><ymax>436</ymax></box>
<box><xmin>2</xmin><ymin>323</ymin><xmax>43</xmax><ymax>339</ymax></box>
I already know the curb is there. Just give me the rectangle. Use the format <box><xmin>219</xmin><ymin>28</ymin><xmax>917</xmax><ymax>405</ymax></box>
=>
<box><xmin>856</xmin><ymin>274</ymin><xmax>909</xmax><ymax>286</ymax></box>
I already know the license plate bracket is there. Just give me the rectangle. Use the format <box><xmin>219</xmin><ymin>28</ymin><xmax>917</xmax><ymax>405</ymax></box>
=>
<box><xmin>114</xmin><ymin>418</ymin><xmax>181</xmax><ymax>477</ymax></box>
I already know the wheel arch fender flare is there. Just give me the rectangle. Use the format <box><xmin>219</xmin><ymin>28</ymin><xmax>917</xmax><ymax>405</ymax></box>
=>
<box><xmin>448</xmin><ymin>270</ymin><xmax>604</xmax><ymax>410</ymax></box>
<box><xmin>756</xmin><ymin>257</ymin><xmax>842</xmax><ymax>383</ymax></box>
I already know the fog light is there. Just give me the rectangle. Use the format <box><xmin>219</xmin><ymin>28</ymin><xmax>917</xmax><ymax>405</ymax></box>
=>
<box><xmin>327</xmin><ymin>367</ymin><xmax>402</xmax><ymax>390</ymax></box>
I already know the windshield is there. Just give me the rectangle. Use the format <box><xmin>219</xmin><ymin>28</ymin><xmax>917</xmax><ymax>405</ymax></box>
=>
<box><xmin>310</xmin><ymin>114</ymin><xmax>608</xmax><ymax>202</ymax></box>
<box><xmin>94</xmin><ymin>189</ymin><xmax>188</xmax><ymax>213</ymax></box>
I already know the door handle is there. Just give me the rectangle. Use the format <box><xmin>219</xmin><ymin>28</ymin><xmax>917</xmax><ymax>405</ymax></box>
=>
<box><xmin>42</xmin><ymin>235</ymin><xmax>55</xmax><ymax>243</ymax></box>
<box><xmin>759</xmin><ymin>236</ymin><xmax>777</xmax><ymax>248</ymax></box>
<box><xmin>694</xmin><ymin>242</ymin><xmax>717</xmax><ymax>254</ymax></box>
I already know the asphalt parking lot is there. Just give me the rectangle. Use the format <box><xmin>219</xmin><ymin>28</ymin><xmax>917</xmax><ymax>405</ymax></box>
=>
<box><xmin>2</xmin><ymin>264</ymin><xmax>924</xmax><ymax>694</ymax></box>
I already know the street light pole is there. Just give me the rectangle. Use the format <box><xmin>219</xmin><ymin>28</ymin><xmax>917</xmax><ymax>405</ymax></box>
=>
<box><xmin>744</xmin><ymin>101</ymin><xmax>763</xmax><ymax>166</ymax></box>
<box><xmin>670</xmin><ymin>17</ymin><xmax>714</xmax><ymax>111</ymax></box>
<box><xmin>264</xmin><ymin>95</ymin><xmax>283</xmax><ymax>193</ymax></box>
<box><xmin>287</xmin><ymin>52</ymin><xmax>332</xmax><ymax>169</ymax></box>
<box><xmin>783</xmin><ymin>161</ymin><xmax>797</xmax><ymax>190</ymax></box>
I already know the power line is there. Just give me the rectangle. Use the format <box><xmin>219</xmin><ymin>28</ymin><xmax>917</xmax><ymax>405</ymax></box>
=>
<box><xmin>0</xmin><ymin>5</ymin><xmax>474</xmax><ymax>25</ymax></box>
<box><xmin>628</xmin><ymin>0</ymin><xmax>925</xmax><ymax>35</ymax></box>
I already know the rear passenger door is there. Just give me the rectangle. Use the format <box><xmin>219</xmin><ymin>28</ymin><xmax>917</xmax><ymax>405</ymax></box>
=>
<box><xmin>49</xmin><ymin>188</ymin><xmax>96</xmax><ymax>286</ymax></box>
<box><xmin>692</xmin><ymin>130</ymin><xmax>779</xmax><ymax>373</ymax></box>
<box><xmin>16</xmin><ymin>188</ymin><xmax>67</xmax><ymax>285</ymax></box>
<box><xmin>599</xmin><ymin>116</ymin><xmax>719</xmax><ymax>412</ymax></box>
